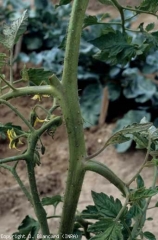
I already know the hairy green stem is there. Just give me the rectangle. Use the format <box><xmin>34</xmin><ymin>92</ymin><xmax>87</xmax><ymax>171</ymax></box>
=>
<box><xmin>1</xmin><ymin>79</ymin><xmax>27</xmax><ymax>90</ymax></box>
<box><xmin>0</xmin><ymin>163</ymin><xmax>12</xmax><ymax>171</ymax></box>
<box><xmin>37</xmin><ymin>116</ymin><xmax>62</xmax><ymax>136</ymax></box>
<box><xmin>26</xmin><ymin>134</ymin><xmax>50</xmax><ymax>237</ymax></box>
<box><xmin>123</xmin><ymin>6</ymin><xmax>158</xmax><ymax>17</ymax></box>
<box><xmin>24</xmin><ymin>122</ymin><xmax>61</xmax><ymax>238</ymax></box>
<box><xmin>111</xmin><ymin>0</ymin><xmax>125</xmax><ymax>32</ymax></box>
<box><xmin>34</xmin><ymin>104</ymin><xmax>50</xmax><ymax>115</ymax></box>
<box><xmin>0</xmin><ymin>74</ymin><xmax>16</xmax><ymax>91</ymax></box>
<box><xmin>11</xmin><ymin>166</ymin><xmax>33</xmax><ymax>205</ymax></box>
<box><xmin>0</xmin><ymin>78</ymin><xmax>1</xmax><ymax>94</ymax></box>
<box><xmin>0</xmin><ymin>99</ymin><xmax>34</xmax><ymax>131</ymax></box>
<box><xmin>0</xmin><ymin>154</ymin><xmax>27</xmax><ymax>164</ymax></box>
<box><xmin>0</xmin><ymin>85</ymin><xmax>57</xmax><ymax>101</ymax></box>
<box><xmin>1</xmin><ymin>162</ymin><xmax>33</xmax><ymax>204</ymax></box>
<box><xmin>84</xmin><ymin>160</ymin><xmax>129</xmax><ymax>196</ymax></box>
<box><xmin>26</xmin><ymin>158</ymin><xmax>50</xmax><ymax>238</ymax></box>
<box><xmin>58</xmin><ymin>0</ymin><xmax>89</xmax><ymax>237</ymax></box>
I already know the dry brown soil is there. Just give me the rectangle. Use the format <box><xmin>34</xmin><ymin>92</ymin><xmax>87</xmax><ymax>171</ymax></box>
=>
<box><xmin>0</xmin><ymin>0</ymin><xmax>158</xmax><ymax>238</ymax></box>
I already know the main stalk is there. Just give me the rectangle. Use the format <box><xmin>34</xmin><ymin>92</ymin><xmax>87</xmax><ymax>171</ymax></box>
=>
<box><xmin>59</xmin><ymin>0</ymin><xmax>89</xmax><ymax>237</ymax></box>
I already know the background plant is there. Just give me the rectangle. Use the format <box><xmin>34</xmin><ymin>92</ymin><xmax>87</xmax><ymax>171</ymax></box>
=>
<box><xmin>1</xmin><ymin>0</ymin><xmax>158</xmax><ymax>239</ymax></box>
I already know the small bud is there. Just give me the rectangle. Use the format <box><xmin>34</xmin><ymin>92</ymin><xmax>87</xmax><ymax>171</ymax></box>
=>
<box><xmin>41</xmin><ymin>145</ymin><xmax>46</xmax><ymax>155</ymax></box>
<box><xmin>33</xmin><ymin>150</ymin><xmax>41</xmax><ymax>167</ymax></box>
<box><xmin>29</xmin><ymin>110</ymin><xmax>37</xmax><ymax>127</ymax></box>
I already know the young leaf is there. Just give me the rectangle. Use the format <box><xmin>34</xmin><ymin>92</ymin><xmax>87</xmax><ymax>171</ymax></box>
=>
<box><xmin>41</xmin><ymin>195</ymin><xmax>63</xmax><ymax>207</ymax></box>
<box><xmin>21</xmin><ymin>68</ymin><xmax>53</xmax><ymax>85</ymax></box>
<box><xmin>105</xmin><ymin>134</ymin><xmax>131</xmax><ymax>146</ymax></box>
<box><xmin>83</xmin><ymin>16</ymin><xmax>112</xmax><ymax>28</ymax></box>
<box><xmin>83</xmin><ymin>16</ymin><xmax>99</xmax><ymax>28</ymax></box>
<box><xmin>136</xmin><ymin>175</ymin><xmax>145</xmax><ymax>189</ymax></box>
<box><xmin>89</xmin><ymin>221</ymin><xmax>123</xmax><ymax>240</ymax></box>
<box><xmin>106</xmin><ymin>121</ymin><xmax>152</xmax><ymax>148</ymax></box>
<box><xmin>128</xmin><ymin>203</ymin><xmax>142</xmax><ymax>218</ymax></box>
<box><xmin>154</xmin><ymin>202</ymin><xmax>158</xmax><ymax>207</ymax></box>
<box><xmin>88</xmin><ymin>219</ymin><xmax>114</xmax><ymax>233</ymax></box>
<box><xmin>91</xmin><ymin>191</ymin><xmax>123</xmax><ymax>218</ymax></box>
<box><xmin>82</xmin><ymin>205</ymin><xmax>99</xmax><ymax>219</ymax></box>
<box><xmin>0</xmin><ymin>10</ymin><xmax>28</xmax><ymax>49</ymax></box>
<box><xmin>143</xmin><ymin>231</ymin><xmax>156</xmax><ymax>240</ymax></box>
<box><xmin>89</xmin><ymin>31</ymin><xmax>138</xmax><ymax>65</ymax></box>
<box><xmin>145</xmin><ymin>23</ymin><xmax>155</xmax><ymax>32</ymax></box>
<box><xmin>133</xmin><ymin>132</ymin><xmax>149</xmax><ymax>149</ymax></box>
<box><xmin>130</xmin><ymin>187</ymin><xmax>158</xmax><ymax>201</ymax></box>
<box><xmin>12</xmin><ymin>215</ymin><xmax>40</xmax><ymax>239</ymax></box>
<box><xmin>137</xmin><ymin>0</ymin><xmax>158</xmax><ymax>14</ymax></box>
<box><xmin>147</xmin><ymin>217</ymin><xmax>153</xmax><ymax>221</ymax></box>
<box><xmin>113</xmin><ymin>110</ymin><xmax>151</xmax><ymax>152</ymax></box>
<box><xmin>142</xmin><ymin>31</ymin><xmax>158</xmax><ymax>48</ymax></box>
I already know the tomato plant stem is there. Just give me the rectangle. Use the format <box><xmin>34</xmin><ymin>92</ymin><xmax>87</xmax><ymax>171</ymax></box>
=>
<box><xmin>58</xmin><ymin>0</ymin><xmax>89</xmax><ymax>237</ymax></box>
<box><xmin>26</xmin><ymin>159</ymin><xmax>50</xmax><ymax>239</ymax></box>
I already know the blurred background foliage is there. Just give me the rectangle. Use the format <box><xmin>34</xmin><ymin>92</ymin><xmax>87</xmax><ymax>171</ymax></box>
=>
<box><xmin>1</xmin><ymin>0</ymin><xmax>158</xmax><ymax>152</ymax></box>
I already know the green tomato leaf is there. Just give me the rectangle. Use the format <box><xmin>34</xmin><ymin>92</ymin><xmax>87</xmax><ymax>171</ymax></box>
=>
<box><xmin>90</xmin><ymin>31</ymin><xmax>138</xmax><ymax>65</ymax></box>
<box><xmin>41</xmin><ymin>195</ymin><xmax>63</xmax><ymax>207</ymax></box>
<box><xmin>105</xmin><ymin>134</ymin><xmax>131</xmax><ymax>147</ymax></box>
<box><xmin>82</xmin><ymin>205</ymin><xmax>99</xmax><ymax>219</ymax></box>
<box><xmin>145</xmin><ymin>23</ymin><xmax>155</xmax><ymax>32</ymax></box>
<box><xmin>143</xmin><ymin>231</ymin><xmax>156</xmax><ymax>240</ymax></box>
<box><xmin>137</xmin><ymin>0</ymin><xmax>158</xmax><ymax>14</ymax></box>
<box><xmin>83</xmin><ymin>15</ymin><xmax>99</xmax><ymax>28</ymax></box>
<box><xmin>88</xmin><ymin>219</ymin><xmax>114</xmax><ymax>233</ymax></box>
<box><xmin>136</xmin><ymin>175</ymin><xmax>145</xmax><ymax>189</ymax></box>
<box><xmin>106</xmin><ymin>119</ymin><xmax>152</xmax><ymax>151</ymax></box>
<box><xmin>12</xmin><ymin>215</ymin><xmax>40</xmax><ymax>239</ymax></box>
<box><xmin>113</xmin><ymin>110</ymin><xmax>151</xmax><ymax>152</ymax></box>
<box><xmin>155</xmin><ymin>201</ymin><xmax>158</xmax><ymax>207</ymax></box>
<box><xmin>132</xmin><ymin>132</ymin><xmax>149</xmax><ymax>149</ymax></box>
<box><xmin>0</xmin><ymin>10</ymin><xmax>28</xmax><ymax>49</ymax></box>
<box><xmin>21</xmin><ymin>68</ymin><xmax>53</xmax><ymax>85</ymax></box>
<box><xmin>143</xmin><ymin>31</ymin><xmax>158</xmax><ymax>48</ymax></box>
<box><xmin>130</xmin><ymin>187</ymin><xmax>158</xmax><ymax>201</ymax></box>
<box><xmin>128</xmin><ymin>203</ymin><xmax>143</xmax><ymax>218</ymax></box>
<box><xmin>89</xmin><ymin>221</ymin><xmax>123</xmax><ymax>240</ymax></box>
<box><xmin>91</xmin><ymin>191</ymin><xmax>123</xmax><ymax>218</ymax></box>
